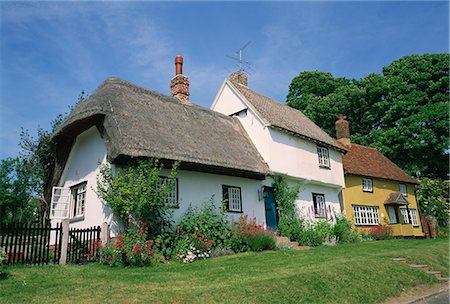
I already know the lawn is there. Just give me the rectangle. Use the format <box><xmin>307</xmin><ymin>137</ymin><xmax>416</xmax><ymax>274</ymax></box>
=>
<box><xmin>1</xmin><ymin>238</ymin><xmax>448</xmax><ymax>304</ymax></box>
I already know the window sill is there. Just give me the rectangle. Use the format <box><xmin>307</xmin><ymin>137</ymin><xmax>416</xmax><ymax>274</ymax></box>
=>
<box><xmin>319</xmin><ymin>165</ymin><xmax>331</xmax><ymax>170</ymax></box>
<box><xmin>314</xmin><ymin>215</ymin><xmax>327</xmax><ymax>219</ymax></box>
<box><xmin>227</xmin><ymin>210</ymin><xmax>243</xmax><ymax>214</ymax></box>
<box><xmin>363</xmin><ymin>190</ymin><xmax>373</xmax><ymax>193</ymax></box>
<box><xmin>70</xmin><ymin>216</ymin><xmax>85</xmax><ymax>223</ymax></box>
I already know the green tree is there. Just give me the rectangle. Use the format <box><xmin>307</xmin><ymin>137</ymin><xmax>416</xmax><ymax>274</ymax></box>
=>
<box><xmin>0</xmin><ymin>158</ymin><xmax>39</xmax><ymax>224</ymax></box>
<box><xmin>416</xmin><ymin>178</ymin><xmax>449</xmax><ymax>227</ymax></box>
<box><xmin>286</xmin><ymin>54</ymin><xmax>449</xmax><ymax>178</ymax></box>
<box><xmin>96</xmin><ymin>158</ymin><xmax>179</xmax><ymax>237</ymax></box>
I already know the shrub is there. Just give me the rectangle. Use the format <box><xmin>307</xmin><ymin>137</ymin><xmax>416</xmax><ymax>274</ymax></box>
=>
<box><xmin>278</xmin><ymin>213</ymin><xmax>304</xmax><ymax>242</ymax></box>
<box><xmin>231</xmin><ymin>215</ymin><xmax>276</xmax><ymax>252</ymax></box>
<box><xmin>368</xmin><ymin>225</ymin><xmax>393</xmax><ymax>240</ymax></box>
<box><xmin>298</xmin><ymin>226</ymin><xmax>323</xmax><ymax>247</ymax></box>
<box><xmin>333</xmin><ymin>216</ymin><xmax>359</xmax><ymax>243</ymax></box>
<box><xmin>175</xmin><ymin>199</ymin><xmax>232</xmax><ymax>251</ymax></box>
<box><xmin>99</xmin><ymin>227</ymin><xmax>156</xmax><ymax>267</ymax></box>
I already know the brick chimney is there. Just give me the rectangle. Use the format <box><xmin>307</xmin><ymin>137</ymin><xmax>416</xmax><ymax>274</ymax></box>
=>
<box><xmin>229</xmin><ymin>70</ymin><xmax>248</xmax><ymax>87</ymax></box>
<box><xmin>170</xmin><ymin>55</ymin><xmax>191</xmax><ymax>105</ymax></box>
<box><xmin>335</xmin><ymin>114</ymin><xmax>351</xmax><ymax>147</ymax></box>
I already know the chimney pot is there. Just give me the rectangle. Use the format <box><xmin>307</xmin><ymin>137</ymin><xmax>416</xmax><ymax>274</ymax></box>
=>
<box><xmin>175</xmin><ymin>55</ymin><xmax>183</xmax><ymax>75</ymax></box>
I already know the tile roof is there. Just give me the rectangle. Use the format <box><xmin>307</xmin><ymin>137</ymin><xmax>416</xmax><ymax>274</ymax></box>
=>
<box><xmin>384</xmin><ymin>192</ymin><xmax>410</xmax><ymax>205</ymax></box>
<box><xmin>231</xmin><ymin>82</ymin><xmax>345</xmax><ymax>151</ymax></box>
<box><xmin>343</xmin><ymin>143</ymin><xmax>419</xmax><ymax>184</ymax></box>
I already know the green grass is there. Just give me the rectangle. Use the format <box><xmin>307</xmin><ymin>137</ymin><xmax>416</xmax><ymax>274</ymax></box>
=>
<box><xmin>1</xmin><ymin>238</ymin><xmax>448</xmax><ymax>304</ymax></box>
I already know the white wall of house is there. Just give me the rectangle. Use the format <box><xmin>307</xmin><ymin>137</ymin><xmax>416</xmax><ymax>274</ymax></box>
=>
<box><xmin>51</xmin><ymin>125</ymin><xmax>268</xmax><ymax>236</ymax></box>
<box><xmin>211</xmin><ymin>80</ymin><xmax>345</xmax><ymax>188</ymax></box>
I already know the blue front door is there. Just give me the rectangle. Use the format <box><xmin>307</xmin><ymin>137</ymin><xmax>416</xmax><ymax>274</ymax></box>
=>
<box><xmin>264</xmin><ymin>187</ymin><xmax>278</xmax><ymax>229</ymax></box>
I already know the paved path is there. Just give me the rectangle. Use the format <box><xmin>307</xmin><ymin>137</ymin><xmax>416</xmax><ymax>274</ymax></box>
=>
<box><xmin>383</xmin><ymin>283</ymin><xmax>449</xmax><ymax>304</ymax></box>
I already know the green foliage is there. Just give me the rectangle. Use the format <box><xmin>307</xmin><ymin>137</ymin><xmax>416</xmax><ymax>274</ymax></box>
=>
<box><xmin>0</xmin><ymin>157</ymin><xmax>39</xmax><ymax>224</ymax></box>
<box><xmin>297</xmin><ymin>226</ymin><xmax>323</xmax><ymax>247</ymax></box>
<box><xmin>231</xmin><ymin>215</ymin><xmax>276</xmax><ymax>252</ymax></box>
<box><xmin>333</xmin><ymin>216</ymin><xmax>359</xmax><ymax>243</ymax></box>
<box><xmin>273</xmin><ymin>176</ymin><xmax>300</xmax><ymax>221</ymax></box>
<box><xmin>416</xmin><ymin>178</ymin><xmax>449</xmax><ymax>227</ymax></box>
<box><xmin>175</xmin><ymin>198</ymin><xmax>232</xmax><ymax>251</ymax></box>
<box><xmin>98</xmin><ymin>228</ymin><xmax>157</xmax><ymax>267</ymax></box>
<box><xmin>96</xmin><ymin>158</ymin><xmax>179</xmax><ymax>237</ymax></box>
<box><xmin>286</xmin><ymin>54</ymin><xmax>449</xmax><ymax>179</ymax></box>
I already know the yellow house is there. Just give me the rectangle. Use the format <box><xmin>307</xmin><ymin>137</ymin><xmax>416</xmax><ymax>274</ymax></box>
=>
<box><xmin>335</xmin><ymin>116</ymin><xmax>424</xmax><ymax>237</ymax></box>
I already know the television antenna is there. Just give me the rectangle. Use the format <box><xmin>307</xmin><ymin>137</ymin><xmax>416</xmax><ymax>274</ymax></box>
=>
<box><xmin>227</xmin><ymin>41</ymin><xmax>252</xmax><ymax>73</ymax></box>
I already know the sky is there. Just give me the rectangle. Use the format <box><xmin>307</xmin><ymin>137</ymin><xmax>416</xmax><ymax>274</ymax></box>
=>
<box><xmin>0</xmin><ymin>1</ymin><xmax>448</xmax><ymax>159</ymax></box>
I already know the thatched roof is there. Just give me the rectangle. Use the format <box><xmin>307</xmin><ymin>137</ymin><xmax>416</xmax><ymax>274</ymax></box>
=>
<box><xmin>231</xmin><ymin>82</ymin><xmax>345</xmax><ymax>152</ymax></box>
<box><xmin>52</xmin><ymin>77</ymin><xmax>269</xmax><ymax>180</ymax></box>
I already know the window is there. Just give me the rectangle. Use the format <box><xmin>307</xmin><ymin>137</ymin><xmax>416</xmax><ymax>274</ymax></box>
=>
<box><xmin>72</xmin><ymin>182</ymin><xmax>86</xmax><ymax>217</ymax></box>
<box><xmin>313</xmin><ymin>193</ymin><xmax>327</xmax><ymax>218</ymax></box>
<box><xmin>317</xmin><ymin>146</ymin><xmax>330</xmax><ymax>168</ymax></box>
<box><xmin>158</xmin><ymin>177</ymin><xmax>179</xmax><ymax>208</ymax></box>
<box><xmin>352</xmin><ymin>205</ymin><xmax>380</xmax><ymax>225</ymax></box>
<box><xmin>401</xmin><ymin>208</ymin><xmax>419</xmax><ymax>226</ymax></box>
<box><xmin>50</xmin><ymin>187</ymin><xmax>71</xmax><ymax>218</ymax></box>
<box><xmin>50</xmin><ymin>182</ymin><xmax>87</xmax><ymax>219</ymax></box>
<box><xmin>222</xmin><ymin>185</ymin><xmax>242</xmax><ymax>212</ymax></box>
<box><xmin>399</xmin><ymin>184</ymin><xmax>407</xmax><ymax>196</ymax></box>
<box><xmin>362</xmin><ymin>178</ymin><xmax>373</xmax><ymax>192</ymax></box>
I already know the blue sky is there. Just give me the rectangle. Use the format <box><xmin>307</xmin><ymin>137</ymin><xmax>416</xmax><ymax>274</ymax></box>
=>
<box><xmin>1</xmin><ymin>1</ymin><xmax>448</xmax><ymax>159</ymax></box>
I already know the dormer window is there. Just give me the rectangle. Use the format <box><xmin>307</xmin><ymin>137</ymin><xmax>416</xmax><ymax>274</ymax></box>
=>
<box><xmin>362</xmin><ymin>178</ymin><xmax>373</xmax><ymax>192</ymax></box>
<box><xmin>317</xmin><ymin>146</ymin><xmax>330</xmax><ymax>168</ymax></box>
<box><xmin>399</xmin><ymin>184</ymin><xmax>407</xmax><ymax>196</ymax></box>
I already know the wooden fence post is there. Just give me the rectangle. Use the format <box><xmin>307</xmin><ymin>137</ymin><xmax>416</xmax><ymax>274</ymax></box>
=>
<box><xmin>100</xmin><ymin>222</ymin><xmax>109</xmax><ymax>245</ymax></box>
<box><xmin>59</xmin><ymin>219</ymin><xmax>70</xmax><ymax>265</ymax></box>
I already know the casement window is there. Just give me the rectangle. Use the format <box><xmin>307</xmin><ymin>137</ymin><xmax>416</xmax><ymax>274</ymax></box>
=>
<box><xmin>317</xmin><ymin>146</ymin><xmax>330</xmax><ymax>168</ymax></box>
<box><xmin>222</xmin><ymin>185</ymin><xmax>242</xmax><ymax>213</ymax></box>
<box><xmin>312</xmin><ymin>193</ymin><xmax>327</xmax><ymax>218</ymax></box>
<box><xmin>50</xmin><ymin>182</ymin><xmax>87</xmax><ymax>219</ymax></box>
<box><xmin>352</xmin><ymin>205</ymin><xmax>380</xmax><ymax>225</ymax></box>
<box><xmin>362</xmin><ymin>177</ymin><xmax>373</xmax><ymax>192</ymax></box>
<box><xmin>401</xmin><ymin>208</ymin><xmax>419</xmax><ymax>226</ymax></box>
<box><xmin>158</xmin><ymin>177</ymin><xmax>179</xmax><ymax>208</ymax></box>
<box><xmin>399</xmin><ymin>184</ymin><xmax>407</xmax><ymax>196</ymax></box>
<box><xmin>72</xmin><ymin>182</ymin><xmax>87</xmax><ymax>217</ymax></box>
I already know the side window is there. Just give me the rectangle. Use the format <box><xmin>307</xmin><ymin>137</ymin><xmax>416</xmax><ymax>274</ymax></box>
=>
<box><xmin>158</xmin><ymin>177</ymin><xmax>179</xmax><ymax>208</ymax></box>
<box><xmin>362</xmin><ymin>177</ymin><xmax>373</xmax><ymax>192</ymax></box>
<box><xmin>71</xmin><ymin>182</ymin><xmax>87</xmax><ymax>218</ymax></box>
<box><xmin>50</xmin><ymin>187</ymin><xmax>71</xmax><ymax>219</ymax></box>
<box><xmin>222</xmin><ymin>185</ymin><xmax>242</xmax><ymax>213</ymax></box>
<box><xmin>317</xmin><ymin>146</ymin><xmax>330</xmax><ymax>168</ymax></box>
<box><xmin>312</xmin><ymin>193</ymin><xmax>326</xmax><ymax>218</ymax></box>
<box><xmin>399</xmin><ymin>184</ymin><xmax>407</xmax><ymax>196</ymax></box>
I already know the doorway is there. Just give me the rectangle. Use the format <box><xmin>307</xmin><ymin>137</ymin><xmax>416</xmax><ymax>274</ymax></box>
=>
<box><xmin>264</xmin><ymin>187</ymin><xmax>278</xmax><ymax>229</ymax></box>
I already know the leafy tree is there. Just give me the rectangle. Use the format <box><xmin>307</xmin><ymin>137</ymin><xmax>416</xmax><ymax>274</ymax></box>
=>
<box><xmin>416</xmin><ymin>178</ymin><xmax>449</xmax><ymax>227</ymax></box>
<box><xmin>96</xmin><ymin>158</ymin><xmax>179</xmax><ymax>238</ymax></box>
<box><xmin>286</xmin><ymin>54</ymin><xmax>449</xmax><ymax>178</ymax></box>
<box><xmin>0</xmin><ymin>158</ymin><xmax>39</xmax><ymax>224</ymax></box>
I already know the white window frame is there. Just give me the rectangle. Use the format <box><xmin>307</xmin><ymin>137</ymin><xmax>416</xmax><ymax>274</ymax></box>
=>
<box><xmin>317</xmin><ymin>146</ymin><xmax>330</xmax><ymax>168</ymax></box>
<box><xmin>362</xmin><ymin>177</ymin><xmax>373</xmax><ymax>192</ymax></box>
<box><xmin>72</xmin><ymin>182</ymin><xmax>87</xmax><ymax>218</ymax></box>
<box><xmin>50</xmin><ymin>187</ymin><xmax>71</xmax><ymax>219</ymax></box>
<box><xmin>401</xmin><ymin>208</ymin><xmax>419</xmax><ymax>226</ymax></box>
<box><xmin>158</xmin><ymin>177</ymin><xmax>179</xmax><ymax>208</ymax></box>
<box><xmin>223</xmin><ymin>185</ymin><xmax>242</xmax><ymax>213</ymax></box>
<box><xmin>353</xmin><ymin>205</ymin><xmax>380</xmax><ymax>225</ymax></box>
<box><xmin>399</xmin><ymin>184</ymin><xmax>407</xmax><ymax>196</ymax></box>
<box><xmin>313</xmin><ymin>193</ymin><xmax>327</xmax><ymax>218</ymax></box>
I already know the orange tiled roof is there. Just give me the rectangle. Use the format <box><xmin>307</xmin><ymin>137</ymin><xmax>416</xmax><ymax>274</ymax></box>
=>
<box><xmin>343</xmin><ymin>143</ymin><xmax>419</xmax><ymax>184</ymax></box>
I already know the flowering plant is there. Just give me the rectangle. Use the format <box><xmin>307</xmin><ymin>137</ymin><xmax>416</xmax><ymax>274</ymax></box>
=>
<box><xmin>99</xmin><ymin>225</ymin><xmax>156</xmax><ymax>267</ymax></box>
<box><xmin>368</xmin><ymin>224</ymin><xmax>393</xmax><ymax>240</ymax></box>
<box><xmin>173</xmin><ymin>229</ymin><xmax>213</xmax><ymax>263</ymax></box>
<box><xmin>231</xmin><ymin>215</ymin><xmax>276</xmax><ymax>252</ymax></box>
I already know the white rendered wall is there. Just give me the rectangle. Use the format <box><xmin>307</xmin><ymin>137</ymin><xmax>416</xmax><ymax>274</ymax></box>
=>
<box><xmin>51</xmin><ymin>126</ymin><xmax>117</xmax><ymax>233</ymax></box>
<box><xmin>268</xmin><ymin>128</ymin><xmax>345</xmax><ymax>188</ymax></box>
